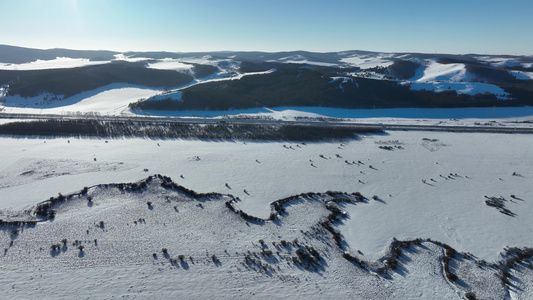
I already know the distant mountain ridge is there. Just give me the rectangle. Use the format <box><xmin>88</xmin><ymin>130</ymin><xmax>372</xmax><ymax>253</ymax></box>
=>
<box><xmin>0</xmin><ymin>45</ymin><xmax>118</xmax><ymax>64</ymax></box>
<box><xmin>2</xmin><ymin>44</ymin><xmax>531</xmax><ymax>66</ymax></box>
<box><xmin>1</xmin><ymin>44</ymin><xmax>533</xmax><ymax>112</ymax></box>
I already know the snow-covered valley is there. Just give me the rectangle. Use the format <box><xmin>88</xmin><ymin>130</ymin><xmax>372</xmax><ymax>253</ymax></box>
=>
<box><xmin>1</xmin><ymin>46</ymin><xmax>533</xmax><ymax>299</ymax></box>
<box><xmin>2</xmin><ymin>48</ymin><xmax>533</xmax><ymax>116</ymax></box>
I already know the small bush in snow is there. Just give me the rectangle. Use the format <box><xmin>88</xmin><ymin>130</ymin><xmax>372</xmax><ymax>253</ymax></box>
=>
<box><xmin>464</xmin><ymin>291</ymin><xmax>476</xmax><ymax>300</ymax></box>
<box><xmin>212</xmin><ymin>255</ymin><xmax>219</xmax><ymax>264</ymax></box>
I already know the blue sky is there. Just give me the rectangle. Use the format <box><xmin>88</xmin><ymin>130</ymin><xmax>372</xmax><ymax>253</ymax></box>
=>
<box><xmin>1</xmin><ymin>0</ymin><xmax>532</xmax><ymax>55</ymax></box>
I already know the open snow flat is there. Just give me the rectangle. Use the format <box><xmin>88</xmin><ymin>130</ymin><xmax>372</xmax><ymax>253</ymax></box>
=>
<box><xmin>1</xmin><ymin>130</ymin><xmax>531</xmax><ymax>261</ymax></box>
<box><xmin>0</xmin><ymin>126</ymin><xmax>532</xmax><ymax>299</ymax></box>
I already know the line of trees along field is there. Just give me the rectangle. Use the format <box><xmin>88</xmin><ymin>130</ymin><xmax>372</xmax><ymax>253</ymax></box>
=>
<box><xmin>0</xmin><ymin>119</ymin><xmax>382</xmax><ymax>141</ymax></box>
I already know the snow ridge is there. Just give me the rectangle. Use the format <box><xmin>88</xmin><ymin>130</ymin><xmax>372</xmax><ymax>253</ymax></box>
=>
<box><xmin>2</xmin><ymin>174</ymin><xmax>531</xmax><ymax>299</ymax></box>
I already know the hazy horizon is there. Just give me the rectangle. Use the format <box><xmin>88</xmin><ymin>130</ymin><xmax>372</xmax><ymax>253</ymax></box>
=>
<box><xmin>1</xmin><ymin>0</ymin><xmax>532</xmax><ymax>56</ymax></box>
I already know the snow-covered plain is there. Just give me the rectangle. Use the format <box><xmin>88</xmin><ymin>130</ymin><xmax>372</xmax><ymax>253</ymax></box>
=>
<box><xmin>1</xmin><ymin>131</ymin><xmax>531</xmax><ymax>259</ymax></box>
<box><xmin>0</xmin><ymin>128</ymin><xmax>532</xmax><ymax>299</ymax></box>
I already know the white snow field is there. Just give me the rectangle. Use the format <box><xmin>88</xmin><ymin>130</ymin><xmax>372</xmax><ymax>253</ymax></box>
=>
<box><xmin>340</xmin><ymin>53</ymin><xmax>395</xmax><ymax>69</ymax></box>
<box><xmin>0</xmin><ymin>57</ymin><xmax>109</xmax><ymax>70</ymax></box>
<box><xmin>269</xmin><ymin>54</ymin><xmax>340</xmax><ymax>67</ymax></box>
<box><xmin>400</xmin><ymin>60</ymin><xmax>511</xmax><ymax>99</ymax></box>
<box><xmin>0</xmin><ymin>83</ymin><xmax>163</xmax><ymax>115</ymax></box>
<box><xmin>0</xmin><ymin>176</ymin><xmax>473</xmax><ymax>299</ymax></box>
<box><xmin>407</xmin><ymin>81</ymin><xmax>510</xmax><ymax>98</ymax></box>
<box><xmin>147</xmin><ymin>58</ymin><xmax>195</xmax><ymax>72</ymax></box>
<box><xmin>410</xmin><ymin>61</ymin><xmax>473</xmax><ymax>82</ymax></box>
<box><xmin>0</xmin><ymin>128</ymin><xmax>532</xmax><ymax>299</ymax></box>
<box><xmin>510</xmin><ymin>70</ymin><xmax>533</xmax><ymax>80</ymax></box>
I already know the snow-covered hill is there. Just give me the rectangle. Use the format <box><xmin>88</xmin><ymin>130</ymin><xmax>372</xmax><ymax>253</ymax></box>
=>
<box><xmin>401</xmin><ymin>60</ymin><xmax>511</xmax><ymax>98</ymax></box>
<box><xmin>2</xmin><ymin>45</ymin><xmax>532</xmax><ymax>113</ymax></box>
<box><xmin>2</xmin><ymin>45</ymin><xmax>533</xmax><ymax>299</ymax></box>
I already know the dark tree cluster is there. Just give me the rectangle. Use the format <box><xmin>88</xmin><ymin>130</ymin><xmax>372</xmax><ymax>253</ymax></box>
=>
<box><xmin>499</xmin><ymin>247</ymin><xmax>533</xmax><ymax>285</ymax></box>
<box><xmin>191</xmin><ymin>64</ymin><xmax>218</xmax><ymax>78</ymax></box>
<box><xmin>158</xmin><ymin>174</ymin><xmax>221</xmax><ymax>198</ymax></box>
<box><xmin>386</xmin><ymin>60</ymin><xmax>420</xmax><ymax>80</ymax></box>
<box><xmin>239</xmin><ymin>211</ymin><xmax>265</xmax><ymax>223</ymax></box>
<box><xmin>293</xmin><ymin>246</ymin><xmax>322</xmax><ymax>270</ymax></box>
<box><xmin>0</xmin><ymin>119</ymin><xmax>381</xmax><ymax>141</ymax></box>
<box><xmin>342</xmin><ymin>252</ymin><xmax>366</xmax><ymax>268</ymax></box>
<box><xmin>0</xmin><ymin>220</ymin><xmax>37</xmax><ymax>227</ymax></box>
<box><xmin>484</xmin><ymin>196</ymin><xmax>515</xmax><ymax>216</ymax></box>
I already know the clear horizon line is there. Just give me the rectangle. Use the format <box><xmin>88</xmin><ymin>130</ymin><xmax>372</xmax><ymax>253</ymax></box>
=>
<box><xmin>1</xmin><ymin>44</ymin><xmax>531</xmax><ymax>57</ymax></box>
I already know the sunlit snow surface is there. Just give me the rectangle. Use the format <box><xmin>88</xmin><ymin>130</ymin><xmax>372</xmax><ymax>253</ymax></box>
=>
<box><xmin>510</xmin><ymin>70</ymin><xmax>533</xmax><ymax>80</ymax></box>
<box><xmin>0</xmin><ymin>129</ymin><xmax>532</xmax><ymax>299</ymax></box>
<box><xmin>400</xmin><ymin>60</ymin><xmax>511</xmax><ymax>99</ymax></box>
<box><xmin>0</xmin><ymin>83</ymin><xmax>163</xmax><ymax>115</ymax></box>
<box><xmin>411</xmin><ymin>61</ymin><xmax>472</xmax><ymax>82</ymax></box>
<box><xmin>0</xmin><ymin>59</ymin><xmax>276</xmax><ymax>115</ymax></box>
<box><xmin>407</xmin><ymin>81</ymin><xmax>510</xmax><ymax>98</ymax></box>
<box><xmin>1</xmin><ymin>52</ymin><xmax>533</xmax><ymax>299</ymax></box>
<box><xmin>268</xmin><ymin>54</ymin><xmax>341</xmax><ymax>67</ymax></box>
<box><xmin>0</xmin><ymin>57</ymin><xmax>109</xmax><ymax>70</ymax></box>
<box><xmin>1</xmin><ymin>130</ymin><xmax>532</xmax><ymax>261</ymax></box>
<box><xmin>340</xmin><ymin>55</ymin><xmax>395</xmax><ymax>69</ymax></box>
<box><xmin>146</xmin><ymin>58</ymin><xmax>195</xmax><ymax>72</ymax></box>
